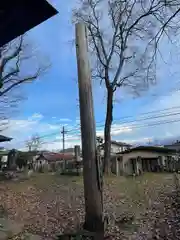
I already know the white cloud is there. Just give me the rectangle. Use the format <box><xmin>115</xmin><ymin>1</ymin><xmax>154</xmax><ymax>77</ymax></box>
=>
<box><xmin>29</xmin><ymin>113</ymin><xmax>44</xmax><ymax>120</ymax></box>
<box><xmin>0</xmin><ymin>111</ymin><xmax>82</xmax><ymax>151</ymax></box>
<box><xmin>55</xmin><ymin>134</ymin><xmax>81</xmax><ymax>142</ymax></box>
<box><xmin>59</xmin><ymin>118</ymin><xmax>72</xmax><ymax>122</ymax></box>
<box><xmin>111</xmin><ymin>124</ymin><xmax>132</xmax><ymax>136</ymax></box>
<box><xmin>113</xmin><ymin>90</ymin><xmax>180</xmax><ymax>145</ymax></box>
<box><xmin>47</xmin><ymin>124</ymin><xmax>61</xmax><ymax>130</ymax></box>
<box><xmin>75</xmin><ymin>118</ymin><xmax>80</xmax><ymax>124</ymax></box>
<box><xmin>119</xmin><ymin>137</ymin><xmax>153</xmax><ymax>145</ymax></box>
<box><xmin>141</xmin><ymin>91</ymin><xmax>180</xmax><ymax>136</ymax></box>
<box><xmin>150</xmin><ymin>90</ymin><xmax>180</xmax><ymax>111</ymax></box>
<box><xmin>6</xmin><ymin>99</ymin><xmax>178</xmax><ymax>151</ymax></box>
<box><xmin>66</xmin><ymin>135</ymin><xmax>81</xmax><ymax>141</ymax></box>
<box><xmin>0</xmin><ymin>113</ymin><xmax>64</xmax><ymax>150</ymax></box>
<box><xmin>4</xmin><ymin>119</ymin><xmax>38</xmax><ymax>133</ymax></box>
<box><xmin>41</xmin><ymin>142</ymin><xmax>68</xmax><ymax>152</ymax></box>
<box><xmin>96</xmin><ymin>124</ymin><xmax>132</xmax><ymax>138</ymax></box>
<box><xmin>41</xmin><ymin>137</ymin><xmax>81</xmax><ymax>151</ymax></box>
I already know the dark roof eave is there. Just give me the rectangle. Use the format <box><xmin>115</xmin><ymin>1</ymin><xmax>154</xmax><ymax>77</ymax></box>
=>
<box><xmin>0</xmin><ymin>0</ymin><xmax>58</xmax><ymax>47</ymax></box>
<box><xmin>0</xmin><ymin>136</ymin><xmax>13</xmax><ymax>142</ymax></box>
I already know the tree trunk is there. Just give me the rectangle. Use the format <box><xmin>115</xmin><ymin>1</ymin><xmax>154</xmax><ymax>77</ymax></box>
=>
<box><xmin>103</xmin><ymin>88</ymin><xmax>113</xmax><ymax>175</ymax></box>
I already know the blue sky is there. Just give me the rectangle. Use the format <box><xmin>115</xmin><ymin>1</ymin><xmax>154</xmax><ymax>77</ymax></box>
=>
<box><xmin>2</xmin><ymin>0</ymin><xmax>180</xmax><ymax>151</ymax></box>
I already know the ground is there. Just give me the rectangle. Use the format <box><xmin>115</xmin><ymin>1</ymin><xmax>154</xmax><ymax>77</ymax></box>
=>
<box><xmin>0</xmin><ymin>173</ymin><xmax>176</xmax><ymax>239</ymax></box>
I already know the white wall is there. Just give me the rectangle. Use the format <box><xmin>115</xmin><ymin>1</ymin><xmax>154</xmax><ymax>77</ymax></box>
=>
<box><xmin>34</xmin><ymin>158</ymin><xmax>48</xmax><ymax>171</ymax></box>
<box><xmin>101</xmin><ymin>143</ymin><xmax>129</xmax><ymax>156</ymax></box>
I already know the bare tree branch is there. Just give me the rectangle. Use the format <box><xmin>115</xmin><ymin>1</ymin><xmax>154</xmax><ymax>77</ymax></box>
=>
<box><xmin>26</xmin><ymin>133</ymin><xmax>42</xmax><ymax>152</ymax></box>
<box><xmin>0</xmin><ymin>35</ymin><xmax>49</xmax><ymax>131</ymax></box>
<box><xmin>0</xmin><ymin>73</ymin><xmax>38</xmax><ymax>97</ymax></box>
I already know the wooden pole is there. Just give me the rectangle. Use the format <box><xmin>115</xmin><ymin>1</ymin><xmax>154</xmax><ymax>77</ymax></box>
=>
<box><xmin>61</xmin><ymin>126</ymin><xmax>67</xmax><ymax>171</ymax></box>
<box><xmin>75</xmin><ymin>23</ymin><xmax>104</xmax><ymax>233</ymax></box>
<box><xmin>62</xmin><ymin>126</ymin><xmax>65</xmax><ymax>153</ymax></box>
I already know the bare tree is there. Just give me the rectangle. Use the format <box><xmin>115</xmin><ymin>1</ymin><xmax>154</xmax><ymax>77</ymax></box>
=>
<box><xmin>73</xmin><ymin>0</ymin><xmax>180</xmax><ymax>174</ymax></box>
<box><xmin>0</xmin><ymin>35</ymin><xmax>48</xmax><ymax>130</ymax></box>
<box><xmin>26</xmin><ymin>134</ymin><xmax>42</xmax><ymax>152</ymax></box>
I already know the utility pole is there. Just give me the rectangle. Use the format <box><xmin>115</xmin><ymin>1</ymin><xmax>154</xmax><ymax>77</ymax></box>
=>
<box><xmin>61</xmin><ymin>126</ymin><xmax>67</xmax><ymax>170</ymax></box>
<box><xmin>61</xmin><ymin>126</ymin><xmax>67</xmax><ymax>153</ymax></box>
<box><xmin>75</xmin><ymin>23</ymin><xmax>104</xmax><ymax>235</ymax></box>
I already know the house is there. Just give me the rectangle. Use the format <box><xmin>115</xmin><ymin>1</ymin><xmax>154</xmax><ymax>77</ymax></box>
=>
<box><xmin>164</xmin><ymin>140</ymin><xmax>180</xmax><ymax>152</ymax></box>
<box><xmin>114</xmin><ymin>146</ymin><xmax>178</xmax><ymax>176</ymax></box>
<box><xmin>34</xmin><ymin>152</ymin><xmax>76</xmax><ymax>172</ymax></box>
<box><xmin>34</xmin><ymin>153</ymin><xmax>49</xmax><ymax>171</ymax></box>
<box><xmin>100</xmin><ymin>141</ymin><xmax>132</xmax><ymax>156</ymax></box>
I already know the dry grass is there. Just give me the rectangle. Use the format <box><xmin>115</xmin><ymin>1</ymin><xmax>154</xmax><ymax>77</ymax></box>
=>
<box><xmin>0</xmin><ymin>172</ymin><xmax>175</xmax><ymax>239</ymax></box>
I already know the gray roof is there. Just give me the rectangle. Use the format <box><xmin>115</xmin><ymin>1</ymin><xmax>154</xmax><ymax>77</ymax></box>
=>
<box><xmin>118</xmin><ymin>146</ymin><xmax>176</xmax><ymax>155</ymax></box>
<box><xmin>165</xmin><ymin>142</ymin><xmax>180</xmax><ymax>146</ymax></box>
<box><xmin>100</xmin><ymin>141</ymin><xmax>132</xmax><ymax>148</ymax></box>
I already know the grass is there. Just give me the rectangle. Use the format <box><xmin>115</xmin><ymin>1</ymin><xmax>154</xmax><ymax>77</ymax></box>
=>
<box><xmin>0</xmin><ymin>172</ymin><xmax>175</xmax><ymax>239</ymax></box>
<box><xmin>8</xmin><ymin>172</ymin><xmax>174</xmax><ymax>216</ymax></box>
<box><xmin>105</xmin><ymin>173</ymin><xmax>173</xmax><ymax>209</ymax></box>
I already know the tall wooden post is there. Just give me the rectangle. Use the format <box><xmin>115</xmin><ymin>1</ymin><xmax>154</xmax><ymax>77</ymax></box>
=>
<box><xmin>61</xmin><ymin>126</ymin><xmax>67</xmax><ymax>171</ymax></box>
<box><xmin>75</xmin><ymin>23</ymin><xmax>104</xmax><ymax>233</ymax></box>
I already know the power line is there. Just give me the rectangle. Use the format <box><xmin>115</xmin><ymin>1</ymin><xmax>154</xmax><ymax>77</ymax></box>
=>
<box><xmin>67</xmin><ymin>110</ymin><xmax>180</xmax><ymax>135</ymax></box>
<box><xmin>39</xmin><ymin>117</ymin><xmax>180</xmax><ymax>147</ymax></box>
<box><xmin>107</xmin><ymin>111</ymin><xmax>180</xmax><ymax>128</ymax></box>
<box><xmin>45</xmin><ymin>105</ymin><xmax>180</xmax><ymax>132</ymax></box>
<box><xmin>14</xmin><ymin>105</ymin><xmax>180</xmax><ymax>147</ymax></box>
<box><xmin>111</xmin><ymin>118</ymin><xmax>180</xmax><ymax>132</ymax></box>
<box><xmin>32</xmin><ymin>111</ymin><xmax>180</xmax><ymax>143</ymax></box>
<box><xmin>66</xmin><ymin>105</ymin><xmax>180</xmax><ymax>132</ymax></box>
<box><xmin>43</xmin><ymin>105</ymin><xmax>180</xmax><ymax>137</ymax></box>
<box><xmin>113</xmin><ymin>105</ymin><xmax>180</xmax><ymax>121</ymax></box>
<box><xmin>23</xmin><ymin>109</ymin><xmax>180</xmax><ymax>143</ymax></box>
